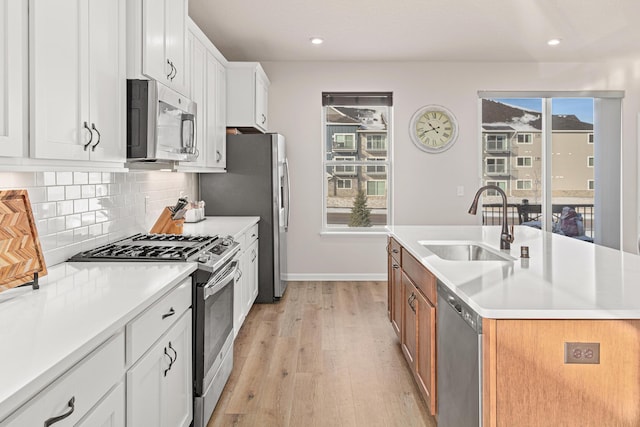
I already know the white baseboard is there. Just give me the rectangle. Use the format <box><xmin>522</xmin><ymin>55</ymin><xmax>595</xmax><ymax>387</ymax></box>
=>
<box><xmin>283</xmin><ymin>273</ymin><xmax>387</xmax><ymax>282</ymax></box>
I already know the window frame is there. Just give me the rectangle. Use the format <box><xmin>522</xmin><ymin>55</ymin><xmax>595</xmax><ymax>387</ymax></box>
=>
<box><xmin>587</xmin><ymin>156</ymin><xmax>594</xmax><ymax>168</ymax></box>
<box><xmin>485</xmin><ymin>134</ymin><xmax>508</xmax><ymax>152</ymax></box>
<box><xmin>588</xmin><ymin>179</ymin><xmax>595</xmax><ymax>190</ymax></box>
<box><xmin>332</xmin><ymin>133</ymin><xmax>357</xmax><ymax>151</ymax></box>
<box><xmin>366</xmin><ymin>180</ymin><xmax>386</xmax><ymax>196</ymax></box>
<box><xmin>321</xmin><ymin>93</ymin><xmax>393</xmax><ymax>233</ymax></box>
<box><xmin>337</xmin><ymin>178</ymin><xmax>352</xmax><ymax>189</ymax></box>
<box><xmin>485</xmin><ymin>180</ymin><xmax>508</xmax><ymax>196</ymax></box>
<box><xmin>587</xmin><ymin>133</ymin><xmax>594</xmax><ymax>144</ymax></box>
<box><xmin>516</xmin><ymin>133</ymin><xmax>533</xmax><ymax>144</ymax></box>
<box><xmin>365</xmin><ymin>134</ymin><xmax>387</xmax><ymax>151</ymax></box>
<box><xmin>515</xmin><ymin>179</ymin><xmax>533</xmax><ymax>190</ymax></box>
<box><xmin>485</xmin><ymin>157</ymin><xmax>508</xmax><ymax>175</ymax></box>
<box><xmin>516</xmin><ymin>156</ymin><xmax>533</xmax><ymax>167</ymax></box>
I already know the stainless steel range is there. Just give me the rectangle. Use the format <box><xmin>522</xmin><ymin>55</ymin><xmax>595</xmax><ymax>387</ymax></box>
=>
<box><xmin>69</xmin><ymin>233</ymin><xmax>239</xmax><ymax>427</ymax></box>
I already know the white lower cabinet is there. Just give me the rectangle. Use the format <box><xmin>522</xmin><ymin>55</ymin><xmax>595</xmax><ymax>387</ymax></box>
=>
<box><xmin>76</xmin><ymin>382</ymin><xmax>125</xmax><ymax>427</ymax></box>
<box><xmin>127</xmin><ymin>309</ymin><xmax>193</xmax><ymax>427</ymax></box>
<box><xmin>0</xmin><ymin>332</ymin><xmax>125</xmax><ymax>427</ymax></box>
<box><xmin>233</xmin><ymin>222</ymin><xmax>259</xmax><ymax>338</ymax></box>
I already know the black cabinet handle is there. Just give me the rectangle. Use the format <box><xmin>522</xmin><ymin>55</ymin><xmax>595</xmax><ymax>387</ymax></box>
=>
<box><xmin>261</xmin><ymin>113</ymin><xmax>266</xmax><ymax>124</ymax></box>
<box><xmin>168</xmin><ymin>341</ymin><xmax>177</xmax><ymax>363</ymax></box>
<box><xmin>91</xmin><ymin>123</ymin><xmax>101</xmax><ymax>151</ymax></box>
<box><xmin>163</xmin><ymin>347</ymin><xmax>174</xmax><ymax>377</ymax></box>
<box><xmin>392</xmin><ymin>249</ymin><xmax>399</xmax><ymax>254</ymax></box>
<box><xmin>166</xmin><ymin>59</ymin><xmax>174</xmax><ymax>79</ymax></box>
<box><xmin>162</xmin><ymin>307</ymin><xmax>175</xmax><ymax>319</ymax></box>
<box><xmin>44</xmin><ymin>397</ymin><xmax>75</xmax><ymax>426</ymax></box>
<box><xmin>83</xmin><ymin>122</ymin><xmax>93</xmax><ymax>151</ymax></box>
<box><xmin>216</xmin><ymin>150</ymin><xmax>222</xmax><ymax>162</ymax></box>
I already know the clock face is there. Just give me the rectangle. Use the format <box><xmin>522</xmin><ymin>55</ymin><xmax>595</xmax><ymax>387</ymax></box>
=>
<box><xmin>409</xmin><ymin>105</ymin><xmax>459</xmax><ymax>153</ymax></box>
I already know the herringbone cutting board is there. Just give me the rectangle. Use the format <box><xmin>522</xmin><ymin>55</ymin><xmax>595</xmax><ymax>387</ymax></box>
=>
<box><xmin>0</xmin><ymin>190</ymin><xmax>47</xmax><ymax>291</ymax></box>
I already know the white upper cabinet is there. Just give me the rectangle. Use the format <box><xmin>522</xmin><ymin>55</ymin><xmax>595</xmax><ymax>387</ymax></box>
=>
<box><xmin>0</xmin><ymin>0</ymin><xmax>27</xmax><ymax>158</ymax></box>
<box><xmin>177</xmin><ymin>18</ymin><xmax>227</xmax><ymax>172</ymax></box>
<box><xmin>226</xmin><ymin>62</ymin><xmax>270</xmax><ymax>133</ymax></box>
<box><xmin>128</xmin><ymin>0</ymin><xmax>188</xmax><ymax>96</ymax></box>
<box><xmin>30</xmin><ymin>0</ymin><xmax>125</xmax><ymax>163</ymax></box>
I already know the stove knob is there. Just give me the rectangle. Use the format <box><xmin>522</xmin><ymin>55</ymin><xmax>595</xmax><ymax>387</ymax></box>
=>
<box><xmin>198</xmin><ymin>252</ymin><xmax>212</xmax><ymax>263</ymax></box>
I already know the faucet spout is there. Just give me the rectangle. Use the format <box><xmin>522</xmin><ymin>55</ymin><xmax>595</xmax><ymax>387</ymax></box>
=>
<box><xmin>468</xmin><ymin>185</ymin><xmax>514</xmax><ymax>250</ymax></box>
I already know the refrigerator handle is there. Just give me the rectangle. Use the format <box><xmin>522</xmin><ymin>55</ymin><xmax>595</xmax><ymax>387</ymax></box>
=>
<box><xmin>284</xmin><ymin>157</ymin><xmax>291</xmax><ymax>231</ymax></box>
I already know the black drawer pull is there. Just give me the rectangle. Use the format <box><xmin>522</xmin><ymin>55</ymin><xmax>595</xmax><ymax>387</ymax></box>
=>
<box><xmin>44</xmin><ymin>397</ymin><xmax>75</xmax><ymax>426</ymax></box>
<box><xmin>163</xmin><ymin>347</ymin><xmax>174</xmax><ymax>377</ymax></box>
<box><xmin>162</xmin><ymin>307</ymin><xmax>176</xmax><ymax>319</ymax></box>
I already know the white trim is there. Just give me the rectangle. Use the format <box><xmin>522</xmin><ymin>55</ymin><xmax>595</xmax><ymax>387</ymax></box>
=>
<box><xmin>478</xmin><ymin>90</ymin><xmax>624</xmax><ymax>99</ymax></box>
<box><xmin>283</xmin><ymin>273</ymin><xmax>387</xmax><ymax>281</ymax></box>
<box><xmin>588</xmin><ymin>179</ymin><xmax>595</xmax><ymax>190</ymax></box>
<box><xmin>485</xmin><ymin>157</ymin><xmax>507</xmax><ymax>175</ymax></box>
<box><xmin>587</xmin><ymin>133</ymin><xmax>594</xmax><ymax>144</ymax></box>
<box><xmin>332</xmin><ymin>132</ymin><xmax>357</xmax><ymax>151</ymax></box>
<box><xmin>485</xmin><ymin>134</ymin><xmax>508</xmax><ymax>152</ymax></box>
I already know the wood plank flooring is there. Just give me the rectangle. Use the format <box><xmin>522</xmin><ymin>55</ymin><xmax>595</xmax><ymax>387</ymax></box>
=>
<box><xmin>207</xmin><ymin>281</ymin><xmax>436</xmax><ymax>427</ymax></box>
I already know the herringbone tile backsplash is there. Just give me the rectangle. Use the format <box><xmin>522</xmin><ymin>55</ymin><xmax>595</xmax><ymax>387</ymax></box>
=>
<box><xmin>0</xmin><ymin>171</ymin><xmax>198</xmax><ymax>267</ymax></box>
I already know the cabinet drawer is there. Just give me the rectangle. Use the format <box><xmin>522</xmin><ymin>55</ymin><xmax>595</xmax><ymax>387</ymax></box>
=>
<box><xmin>1</xmin><ymin>332</ymin><xmax>124</xmax><ymax>427</ymax></box>
<box><xmin>126</xmin><ymin>277</ymin><xmax>192</xmax><ymax>365</ymax></box>
<box><xmin>246</xmin><ymin>223</ymin><xmax>259</xmax><ymax>244</ymax></box>
<box><xmin>389</xmin><ymin>237</ymin><xmax>401</xmax><ymax>263</ymax></box>
<box><xmin>401</xmin><ymin>248</ymin><xmax>436</xmax><ymax>304</ymax></box>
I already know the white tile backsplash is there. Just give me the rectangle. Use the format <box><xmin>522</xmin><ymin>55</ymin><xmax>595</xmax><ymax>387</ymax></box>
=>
<box><xmin>0</xmin><ymin>171</ymin><xmax>199</xmax><ymax>267</ymax></box>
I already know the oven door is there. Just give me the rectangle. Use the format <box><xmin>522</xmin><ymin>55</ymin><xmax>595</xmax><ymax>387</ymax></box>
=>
<box><xmin>193</xmin><ymin>261</ymin><xmax>237</xmax><ymax>396</ymax></box>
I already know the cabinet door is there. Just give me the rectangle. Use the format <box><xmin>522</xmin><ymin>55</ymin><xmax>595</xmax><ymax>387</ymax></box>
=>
<box><xmin>77</xmin><ymin>382</ymin><xmax>125</xmax><ymax>427</ymax></box>
<box><xmin>161</xmin><ymin>310</ymin><xmax>193</xmax><ymax>427</ymax></box>
<box><xmin>390</xmin><ymin>259</ymin><xmax>402</xmax><ymax>337</ymax></box>
<box><xmin>127</xmin><ymin>310</ymin><xmax>192</xmax><ymax>427</ymax></box>
<box><xmin>254</xmin><ymin>70</ymin><xmax>269</xmax><ymax>131</ymax></box>
<box><xmin>88</xmin><ymin>0</ymin><xmax>125</xmax><ymax>162</ymax></box>
<box><xmin>30</xmin><ymin>0</ymin><xmax>88</xmax><ymax>160</ymax></box>
<box><xmin>164</xmin><ymin>0</ymin><xmax>187</xmax><ymax>94</ymax></box>
<box><xmin>401</xmin><ymin>273</ymin><xmax>417</xmax><ymax>365</ymax></box>
<box><xmin>416</xmin><ymin>291</ymin><xmax>437</xmax><ymax>415</ymax></box>
<box><xmin>244</xmin><ymin>239</ymin><xmax>259</xmax><ymax>313</ymax></box>
<box><xmin>206</xmin><ymin>53</ymin><xmax>226</xmax><ymax>168</ymax></box>
<box><xmin>0</xmin><ymin>0</ymin><xmax>27</xmax><ymax>158</ymax></box>
<box><xmin>233</xmin><ymin>253</ymin><xmax>245</xmax><ymax>338</ymax></box>
<box><xmin>141</xmin><ymin>0</ymin><xmax>167</xmax><ymax>83</ymax></box>
<box><xmin>188</xmin><ymin>33</ymin><xmax>207</xmax><ymax>168</ymax></box>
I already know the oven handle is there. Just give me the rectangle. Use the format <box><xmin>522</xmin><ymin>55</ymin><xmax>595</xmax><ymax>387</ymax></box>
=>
<box><xmin>203</xmin><ymin>261</ymin><xmax>238</xmax><ymax>300</ymax></box>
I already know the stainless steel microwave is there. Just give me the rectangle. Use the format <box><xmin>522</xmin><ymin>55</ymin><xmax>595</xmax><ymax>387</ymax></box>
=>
<box><xmin>127</xmin><ymin>79</ymin><xmax>198</xmax><ymax>162</ymax></box>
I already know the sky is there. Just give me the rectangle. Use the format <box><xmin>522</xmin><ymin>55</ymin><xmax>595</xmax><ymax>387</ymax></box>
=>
<box><xmin>495</xmin><ymin>98</ymin><xmax>594</xmax><ymax>124</ymax></box>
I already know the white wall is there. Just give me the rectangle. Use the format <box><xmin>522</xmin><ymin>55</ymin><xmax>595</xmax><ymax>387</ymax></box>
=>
<box><xmin>0</xmin><ymin>171</ymin><xmax>198</xmax><ymax>266</ymax></box>
<box><xmin>262</xmin><ymin>59</ymin><xmax>640</xmax><ymax>278</ymax></box>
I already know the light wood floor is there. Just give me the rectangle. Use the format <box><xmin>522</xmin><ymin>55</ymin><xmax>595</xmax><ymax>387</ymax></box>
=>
<box><xmin>207</xmin><ymin>281</ymin><xmax>436</xmax><ymax>427</ymax></box>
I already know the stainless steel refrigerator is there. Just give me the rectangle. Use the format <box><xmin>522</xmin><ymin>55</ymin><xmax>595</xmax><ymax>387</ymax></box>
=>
<box><xmin>199</xmin><ymin>133</ymin><xmax>289</xmax><ymax>302</ymax></box>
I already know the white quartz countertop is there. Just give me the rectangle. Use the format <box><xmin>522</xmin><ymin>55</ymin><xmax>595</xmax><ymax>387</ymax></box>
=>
<box><xmin>388</xmin><ymin>225</ymin><xmax>640</xmax><ymax>319</ymax></box>
<box><xmin>183</xmin><ymin>216</ymin><xmax>259</xmax><ymax>240</ymax></box>
<box><xmin>0</xmin><ymin>262</ymin><xmax>196</xmax><ymax>422</ymax></box>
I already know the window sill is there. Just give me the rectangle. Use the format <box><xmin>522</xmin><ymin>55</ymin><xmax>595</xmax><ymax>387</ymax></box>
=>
<box><xmin>320</xmin><ymin>228</ymin><xmax>389</xmax><ymax>237</ymax></box>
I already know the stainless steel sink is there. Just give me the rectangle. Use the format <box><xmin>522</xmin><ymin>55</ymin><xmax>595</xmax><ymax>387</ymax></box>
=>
<box><xmin>420</xmin><ymin>241</ymin><xmax>515</xmax><ymax>262</ymax></box>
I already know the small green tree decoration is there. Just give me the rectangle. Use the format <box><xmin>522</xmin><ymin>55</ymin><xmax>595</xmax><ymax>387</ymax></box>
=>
<box><xmin>349</xmin><ymin>190</ymin><xmax>372</xmax><ymax>227</ymax></box>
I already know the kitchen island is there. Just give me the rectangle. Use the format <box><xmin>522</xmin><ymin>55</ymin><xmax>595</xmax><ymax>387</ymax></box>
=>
<box><xmin>388</xmin><ymin>225</ymin><xmax>640</xmax><ymax>427</ymax></box>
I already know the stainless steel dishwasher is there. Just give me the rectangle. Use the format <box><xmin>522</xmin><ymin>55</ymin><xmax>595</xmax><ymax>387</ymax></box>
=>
<box><xmin>437</xmin><ymin>282</ymin><xmax>483</xmax><ymax>427</ymax></box>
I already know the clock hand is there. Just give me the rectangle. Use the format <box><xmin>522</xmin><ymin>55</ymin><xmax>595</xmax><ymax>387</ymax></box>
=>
<box><xmin>427</xmin><ymin>123</ymin><xmax>440</xmax><ymax>134</ymax></box>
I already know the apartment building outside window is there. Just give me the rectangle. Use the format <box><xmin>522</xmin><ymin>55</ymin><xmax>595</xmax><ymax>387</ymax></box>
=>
<box><xmin>516</xmin><ymin>156</ymin><xmax>533</xmax><ymax>167</ymax></box>
<box><xmin>322</xmin><ymin>92</ymin><xmax>392</xmax><ymax>231</ymax></box>
<box><xmin>486</xmin><ymin>157</ymin><xmax>507</xmax><ymax>175</ymax></box>
<box><xmin>486</xmin><ymin>134</ymin><xmax>508</xmax><ymax>152</ymax></box>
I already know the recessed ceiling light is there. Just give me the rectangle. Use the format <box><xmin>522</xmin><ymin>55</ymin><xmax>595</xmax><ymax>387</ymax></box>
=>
<box><xmin>310</xmin><ymin>37</ymin><xmax>324</xmax><ymax>45</ymax></box>
<box><xmin>547</xmin><ymin>38</ymin><xmax>561</xmax><ymax>46</ymax></box>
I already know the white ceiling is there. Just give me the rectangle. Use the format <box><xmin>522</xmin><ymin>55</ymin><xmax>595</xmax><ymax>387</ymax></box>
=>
<box><xmin>189</xmin><ymin>0</ymin><xmax>640</xmax><ymax>62</ymax></box>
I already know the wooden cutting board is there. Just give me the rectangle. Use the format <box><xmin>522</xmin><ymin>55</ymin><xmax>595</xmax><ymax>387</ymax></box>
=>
<box><xmin>0</xmin><ymin>190</ymin><xmax>47</xmax><ymax>291</ymax></box>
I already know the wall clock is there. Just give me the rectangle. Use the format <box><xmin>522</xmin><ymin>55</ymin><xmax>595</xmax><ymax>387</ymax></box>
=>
<box><xmin>409</xmin><ymin>105</ymin><xmax>459</xmax><ymax>153</ymax></box>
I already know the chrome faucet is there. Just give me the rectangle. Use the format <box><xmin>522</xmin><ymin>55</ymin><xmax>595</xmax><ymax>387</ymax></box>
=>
<box><xmin>468</xmin><ymin>185</ymin><xmax>514</xmax><ymax>250</ymax></box>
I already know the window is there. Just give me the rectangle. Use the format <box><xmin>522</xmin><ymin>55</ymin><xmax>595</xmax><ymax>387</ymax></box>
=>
<box><xmin>333</xmin><ymin>133</ymin><xmax>356</xmax><ymax>151</ymax></box>
<box><xmin>486</xmin><ymin>134</ymin><xmax>508</xmax><ymax>152</ymax></box>
<box><xmin>516</xmin><ymin>156</ymin><xmax>532</xmax><ymax>167</ymax></box>
<box><xmin>480</xmin><ymin>92</ymin><xmax>623</xmax><ymax>248</ymax></box>
<box><xmin>516</xmin><ymin>179</ymin><xmax>533</xmax><ymax>190</ymax></box>
<box><xmin>517</xmin><ymin>133</ymin><xmax>533</xmax><ymax>144</ymax></box>
<box><xmin>486</xmin><ymin>180</ymin><xmax>507</xmax><ymax>196</ymax></box>
<box><xmin>322</xmin><ymin>92</ymin><xmax>392</xmax><ymax>230</ymax></box>
<box><xmin>486</xmin><ymin>157</ymin><xmax>507</xmax><ymax>175</ymax></box>
<box><xmin>367</xmin><ymin>180</ymin><xmax>386</xmax><ymax>196</ymax></box>
<box><xmin>366</xmin><ymin>135</ymin><xmax>387</xmax><ymax>150</ymax></box>
<box><xmin>337</xmin><ymin>179</ymin><xmax>352</xmax><ymax>189</ymax></box>
<box><xmin>333</xmin><ymin>156</ymin><xmax>356</xmax><ymax>175</ymax></box>
<box><xmin>366</xmin><ymin>157</ymin><xmax>387</xmax><ymax>174</ymax></box>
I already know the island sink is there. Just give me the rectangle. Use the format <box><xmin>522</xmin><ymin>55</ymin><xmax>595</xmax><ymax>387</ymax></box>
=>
<box><xmin>420</xmin><ymin>241</ymin><xmax>515</xmax><ymax>262</ymax></box>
